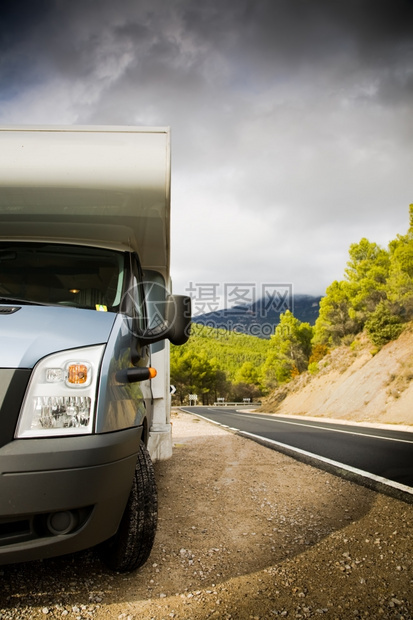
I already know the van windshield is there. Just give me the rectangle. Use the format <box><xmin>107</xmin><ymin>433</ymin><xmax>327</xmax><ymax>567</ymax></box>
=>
<box><xmin>0</xmin><ymin>242</ymin><xmax>124</xmax><ymax>312</ymax></box>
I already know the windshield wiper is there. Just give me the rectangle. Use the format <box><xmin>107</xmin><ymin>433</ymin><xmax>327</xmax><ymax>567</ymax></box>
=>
<box><xmin>0</xmin><ymin>296</ymin><xmax>47</xmax><ymax>306</ymax></box>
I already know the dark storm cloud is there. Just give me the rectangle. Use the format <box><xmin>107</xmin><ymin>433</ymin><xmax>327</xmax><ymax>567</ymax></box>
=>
<box><xmin>0</xmin><ymin>0</ymin><xmax>51</xmax><ymax>45</ymax></box>
<box><xmin>1</xmin><ymin>0</ymin><xmax>412</xmax><ymax>121</ymax></box>
<box><xmin>0</xmin><ymin>0</ymin><xmax>53</xmax><ymax>98</ymax></box>
<box><xmin>3</xmin><ymin>0</ymin><xmax>412</xmax><ymax>89</ymax></box>
<box><xmin>179</xmin><ymin>0</ymin><xmax>413</xmax><ymax>91</ymax></box>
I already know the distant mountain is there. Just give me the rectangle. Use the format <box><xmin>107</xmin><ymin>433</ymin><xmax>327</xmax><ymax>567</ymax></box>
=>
<box><xmin>193</xmin><ymin>294</ymin><xmax>322</xmax><ymax>339</ymax></box>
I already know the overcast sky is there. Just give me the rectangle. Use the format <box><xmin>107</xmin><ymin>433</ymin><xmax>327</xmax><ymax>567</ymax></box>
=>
<box><xmin>1</xmin><ymin>0</ymin><xmax>412</xmax><ymax>308</ymax></box>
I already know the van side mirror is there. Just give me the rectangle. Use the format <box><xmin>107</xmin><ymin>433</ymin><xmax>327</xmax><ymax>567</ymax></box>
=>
<box><xmin>139</xmin><ymin>293</ymin><xmax>191</xmax><ymax>346</ymax></box>
<box><xmin>165</xmin><ymin>294</ymin><xmax>192</xmax><ymax>345</ymax></box>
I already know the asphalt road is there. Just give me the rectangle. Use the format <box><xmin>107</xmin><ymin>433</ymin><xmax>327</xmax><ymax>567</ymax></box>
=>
<box><xmin>180</xmin><ymin>406</ymin><xmax>413</xmax><ymax>500</ymax></box>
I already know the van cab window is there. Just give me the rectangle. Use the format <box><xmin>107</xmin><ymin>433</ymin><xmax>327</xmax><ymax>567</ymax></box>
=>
<box><xmin>0</xmin><ymin>242</ymin><xmax>124</xmax><ymax>312</ymax></box>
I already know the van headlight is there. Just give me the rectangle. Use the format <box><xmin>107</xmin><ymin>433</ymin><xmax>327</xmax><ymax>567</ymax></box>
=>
<box><xmin>16</xmin><ymin>345</ymin><xmax>105</xmax><ymax>438</ymax></box>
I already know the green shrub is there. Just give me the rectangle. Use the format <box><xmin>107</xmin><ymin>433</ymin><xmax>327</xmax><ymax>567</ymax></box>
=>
<box><xmin>365</xmin><ymin>301</ymin><xmax>404</xmax><ymax>347</ymax></box>
<box><xmin>308</xmin><ymin>362</ymin><xmax>319</xmax><ymax>375</ymax></box>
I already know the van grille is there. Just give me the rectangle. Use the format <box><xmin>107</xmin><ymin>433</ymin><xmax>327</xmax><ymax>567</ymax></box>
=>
<box><xmin>0</xmin><ymin>519</ymin><xmax>32</xmax><ymax>545</ymax></box>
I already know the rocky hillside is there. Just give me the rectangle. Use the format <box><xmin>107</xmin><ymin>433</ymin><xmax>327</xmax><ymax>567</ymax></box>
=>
<box><xmin>260</xmin><ymin>324</ymin><xmax>413</xmax><ymax>427</ymax></box>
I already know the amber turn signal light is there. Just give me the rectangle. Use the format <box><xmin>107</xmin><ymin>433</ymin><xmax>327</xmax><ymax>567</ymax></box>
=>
<box><xmin>67</xmin><ymin>364</ymin><xmax>88</xmax><ymax>384</ymax></box>
<box><xmin>116</xmin><ymin>367</ymin><xmax>157</xmax><ymax>383</ymax></box>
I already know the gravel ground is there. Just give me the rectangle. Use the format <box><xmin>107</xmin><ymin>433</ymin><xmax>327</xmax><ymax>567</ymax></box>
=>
<box><xmin>0</xmin><ymin>409</ymin><xmax>412</xmax><ymax>620</ymax></box>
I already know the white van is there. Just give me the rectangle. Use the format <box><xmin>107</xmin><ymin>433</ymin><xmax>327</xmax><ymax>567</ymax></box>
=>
<box><xmin>0</xmin><ymin>126</ymin><xmax>191</xmax><ymax>571</ymax></box>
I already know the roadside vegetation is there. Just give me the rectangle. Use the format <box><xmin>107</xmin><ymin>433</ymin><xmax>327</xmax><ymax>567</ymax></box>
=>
<box><xmin>171</xmin><ymin>205</ymin><xmax>413</xmax><ymax>404</ymax></box>
<box><xmin>170</xmin><ymin>324</ymin><xmax>271</xmax><ymax>404</ymax></box>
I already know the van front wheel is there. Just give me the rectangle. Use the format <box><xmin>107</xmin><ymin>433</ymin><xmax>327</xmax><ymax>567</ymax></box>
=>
<box><xmin>99</xmin><ymin>441</ymin><xmax>158</xmax><ymax>572</ymax></box>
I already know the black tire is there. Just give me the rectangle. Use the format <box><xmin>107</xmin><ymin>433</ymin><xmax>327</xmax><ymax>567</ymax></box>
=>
<box><xmin>99</xmin><ymin>441</ymin><xmax>158</xmax><ymax>572</ymax></box>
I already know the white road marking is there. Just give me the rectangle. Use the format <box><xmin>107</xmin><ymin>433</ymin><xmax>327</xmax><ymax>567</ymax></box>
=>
<box><xmin>182</xmin><ymin>408</ymin><xmax>413</xmax><ymax>498</ymax></box>
<box><xmin>238</xmin><ymin>429</ymin><xmax>413</xmax><ymax>497</ymax></box>
<box><xmin>233</xmin><ymin>412</ymin><xmax>413</xmax><ymax>444</ymax></box>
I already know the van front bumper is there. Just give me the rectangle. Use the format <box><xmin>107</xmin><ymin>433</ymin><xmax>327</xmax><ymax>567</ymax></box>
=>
<box><xmin>0</xmin><ymin>427</ymin><xmax>142</xmax><ymax>565</ymax></box>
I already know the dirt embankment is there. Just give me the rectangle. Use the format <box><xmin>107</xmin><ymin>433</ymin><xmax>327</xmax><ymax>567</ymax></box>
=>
<box><xmin>0</xmin><ymin>411</ymin><xmax>412</xmax><ymax>620</ymax></box>
<box><xmin>260</xmin><ymin>326</ymin><xmax>413</xmax><ymax>428</ymax></box>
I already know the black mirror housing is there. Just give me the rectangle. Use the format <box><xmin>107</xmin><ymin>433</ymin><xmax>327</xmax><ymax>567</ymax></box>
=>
<box><xmin>165</xmin><ymin>295</ymin><xmax>191</xmax><ymax>345</ymax></box>
<box><xmin>138</xmin><ymin>294</ymin><xmax>191</xmax><ymax>346</ymax></box>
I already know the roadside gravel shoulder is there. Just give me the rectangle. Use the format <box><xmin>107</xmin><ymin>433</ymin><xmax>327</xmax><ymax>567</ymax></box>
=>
<box><xmin>0</xmin><ymin>410</ymin><xmax>412</xmax><ymax>619</ymax></box>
